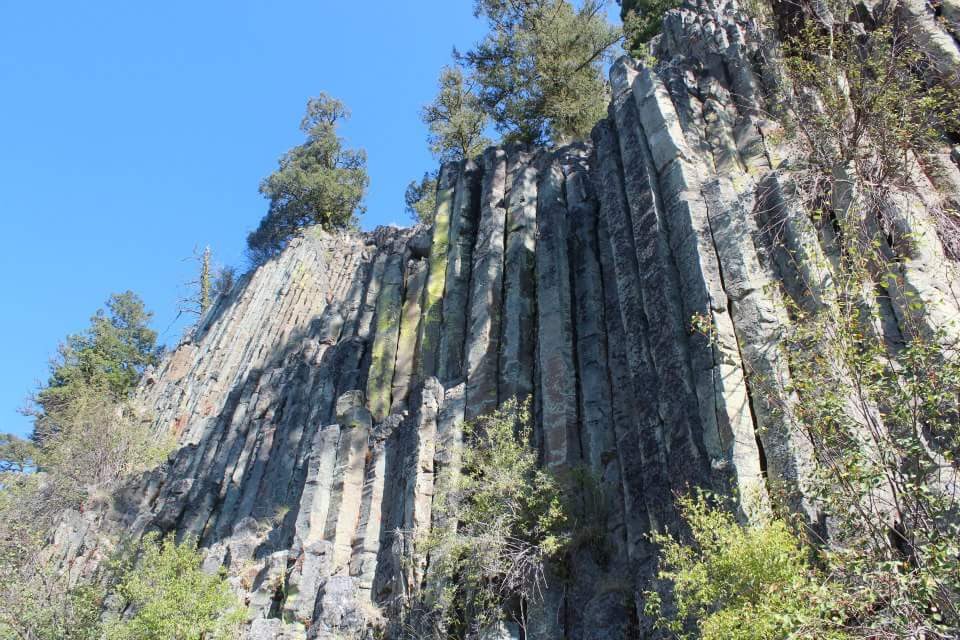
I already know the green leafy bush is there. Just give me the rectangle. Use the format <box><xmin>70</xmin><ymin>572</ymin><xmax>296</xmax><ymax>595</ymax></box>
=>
<box><xmin>401</xmin><ymin>399</ymin><xmax>572</xmax><ymax>638</ymax></box>
<box><xmin>646</xmin><ymin>492</ymin><xmax>848</xmax><ymax>639</ymax></box>
<box><xmin>404</xmin><ymin>172</ymin><xmax>438</xmax><ymax>225</ymax></box>
<box><xmin>0</xmin><ymin>486</ymin><xmax>105</xmax><ymax>640</ymax></box>
<box><xmin>105</xmin><ymin>533</ymin><xmax>245</xmax><ymax>640</ymax></box>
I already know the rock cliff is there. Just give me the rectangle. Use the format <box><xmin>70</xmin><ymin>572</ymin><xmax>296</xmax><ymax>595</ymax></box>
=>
<box><xmin>50</xmin><ymin>0</ymin><xmax>960</xmax><ymax>637</ymax></box>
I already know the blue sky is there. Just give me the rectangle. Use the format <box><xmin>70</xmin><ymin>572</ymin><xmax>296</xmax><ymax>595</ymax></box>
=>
<box><xmin>0</xmin><ymin>0</ymin><xmax>493</xmax><ymax>437</ymax></box>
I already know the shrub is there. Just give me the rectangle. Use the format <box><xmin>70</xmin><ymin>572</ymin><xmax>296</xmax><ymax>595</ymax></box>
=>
<box><xmin>0</xmin><ymin>476</ymin><xmax>106</xmax><ymax>640</ymax></box>
<box><xmin>105</xmin><ymin>532</ymin><xmax>245</xmax><ymax>640</ymax></box>
<box><xmin>404</xmin><ymin>172</ymin><xmax>438</xmax><ymax>225</ymax></box>
<box><xmin>646</xmin><ymin>492</ymin><xmax>848</xmax><ymax>639</ymax></box>
<box><xmin>400</xmin><ymin>399</ymin><xmax>572</xmax><ymax>638</ymax></box>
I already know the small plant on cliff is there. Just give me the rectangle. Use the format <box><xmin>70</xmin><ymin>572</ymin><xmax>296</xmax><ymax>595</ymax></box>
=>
<box><xmin>645</xmin><ymin>491</ymin><xmax>848</xmax><ymax>640</ymax></box>
<box><xmin>780</xmin><ymin>309</ymin><xmax>960</xmax><ymax>636</ymax></box>
<box><xmin>247</xmin><ymin>93</ymin><xmax>369</xmax><ymax>264</ymax></box>
<box><xmin>620</xmin><ymin>0</ymin><xmax>682</xmax><ymax>54</ymax></box>
<box><xmin>778</xmin><ymin>25</ymin><xmax>960</xmax><ymax>635</ymax></box>
<box><xmin>781</xmin><ymin>19</ymin><xmax>960</xmax><ymax>258</ymax></box>
<box><xmin>105</xmin><ymin>532</ymin><xmax>245</xmax><ymax>640</ymax></box>
<box><xmin>400</xmin><ymin>399</ymin><xmax>571</xmax><ymax>638</ymax></box>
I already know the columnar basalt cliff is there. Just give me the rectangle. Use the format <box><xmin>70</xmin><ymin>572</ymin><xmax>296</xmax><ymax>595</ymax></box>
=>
<box><xmin>50</xmin><ymin>0</ymin><xmax>960</xmax><ymax>637</ymax></box>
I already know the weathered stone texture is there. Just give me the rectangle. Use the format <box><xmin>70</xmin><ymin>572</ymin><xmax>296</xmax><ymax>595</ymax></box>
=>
<box><xmin>47</xmin><ymin>1</ymin><xmax>960</xmax><ymax>637</ymax></box>
<box><xmin>464</xmin><ymin>147</ymin><xmax>508</xmax><ymax>419</ymax></box>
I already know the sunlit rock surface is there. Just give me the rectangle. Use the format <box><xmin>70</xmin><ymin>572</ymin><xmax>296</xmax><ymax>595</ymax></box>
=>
<box><xmin>49</xmin><ymin>0</ymin><xmax>960</xmax><ymax>637</ymax></box>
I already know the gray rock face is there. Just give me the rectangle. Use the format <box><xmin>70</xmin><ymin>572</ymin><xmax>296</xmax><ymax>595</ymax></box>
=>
<box><xmin>47</xmin><ymin>0</ymin><xmax>960</xmax><ymax>637</ymax></box>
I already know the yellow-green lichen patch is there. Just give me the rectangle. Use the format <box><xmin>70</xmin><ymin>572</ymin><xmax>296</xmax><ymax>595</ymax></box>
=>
<box><xmin>416</xmin><ymin>168</ymin><xmax>457</xmax><ymax>379</ymax></box>
<box><xmin>366</xmin><ymin>256</ymin><xmax>404</xmax><ymax>422</ymax></box>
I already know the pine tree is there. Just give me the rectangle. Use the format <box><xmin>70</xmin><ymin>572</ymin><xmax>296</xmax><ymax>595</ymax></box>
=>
<box><xmin>461</xmin><ymin>0</ymin><xmax>621</xmax><ymax>144</ymax></box>
<box><xmin>31</xmin><ymin>291</ymin><xmax>161</xmax><ymax>441</ymax></box>
<box><xmin>422</xmin><ymin>66</ymin><xmax>491</xmax><ymax>162</ymax></box>
<box><xmin>405</xmin><ymin>172</ymin><xmax>439</xmax><ymax>225</ymax></box>
<box><xmin>248</xmin><ymin>94</ymin><xmax>369</xmax><ymax>263</ymax></box>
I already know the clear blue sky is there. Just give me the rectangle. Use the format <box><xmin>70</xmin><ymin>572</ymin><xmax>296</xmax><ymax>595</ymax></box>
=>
<box><xmin>0</xmin><ymin>0</ymin><xmax>491</xmax><ymax>437</ymax></box>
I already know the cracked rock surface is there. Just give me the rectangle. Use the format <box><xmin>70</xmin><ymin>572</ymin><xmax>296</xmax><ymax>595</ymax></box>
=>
<box><xmin>47</xmin><ymin>0</ymin><xmax>960</xmax><ymax>637</ymax></box>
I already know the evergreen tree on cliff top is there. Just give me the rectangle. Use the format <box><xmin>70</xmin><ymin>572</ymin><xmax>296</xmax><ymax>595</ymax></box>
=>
<box><xmin>423</xmin><ymin>66</ymin><xmax>491</xmax><ymax>163</ymax></box>
<box><xmin>460</xmin><ymin>0</ymin><xmax>621</xmax><ymax>145</ymax></box>
<box><xmin>33</xmin><ymin>292</ymin><xmax>160</xmax><ymax>419</ymax></box>
<box><xmin>247</xmin><ymin>94</ymin><xmax>369</xmax><ymax>264</ymax></box>
<box><xmin>406</xmin><ymin>66</ymin><xmax>491</xmax><ymax>225</ymax></box>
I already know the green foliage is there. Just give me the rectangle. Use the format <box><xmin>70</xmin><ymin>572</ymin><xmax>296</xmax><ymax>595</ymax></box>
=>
<box><xmin>32</xmin><ymin>291</ymin><xmax>161</xmax><ymax>428</ymax></box>
<box><xmin>0</xmin><ymin>433</ymin><xmax>36</xmax><ymax>472</ymax></box>
<box><xmin>405</xmin><ymin>172</ymin><xmax>438</xmax><ymax>225</ymax></box>
<box><xmin>0</xmin><ymin>290</ymin><xmax>174</xmax><ymax>640</ymax></box>
<box><xmin>42</xmin><ymin>388</ymin><xmax>173</xmax><ymax>490</ymax></box>
<box><xmin>783</xmin><ymin>23</ymin><xmax>960</xmax><ymax>193</ymax></box>
<box><xmin>0</xmin><ymin>468</ymin><xmax>107</xmax><ymax>640</ymax></box>
<box><xmin>781</xmin><ymin>304</ymin><xmax>960</xmax><ymax>636</ymax></box>
<box><xmin>650</xmin><ymin>18</ymin><xmax>960</xmax><ymax>638</ymax></box>
<box><xmin>646</xmin><ymin>492</ymin><xmax>848</xmax><ymax>639</ymax></box>
<box><xmin>212</xmin><ymin>264</ymin><xmax>236</xmax><ymax>298</ymax></box>
<box><xmin>182</xmin><ymin>246</ymin><xmax>235</xmax><ymax>318</ymax></box>
<box><xmin>199</xmin><ymin>246</ymin><xmax>212</xmax><ymax>314</ymax></box>
<box><xmin>0</xmin><ymin>567</ymin><xmax>105</xmax><ymax>640</ymax></box>
<box><xmin>105</xmin><ymin>533</ymin><xmax>245</xmax><ymax>640</ymax></box>
<box><xmin>0</xmin><ymin>398</ymin><xmax>173</xmax><ymax>639</ymax></box>
<box><xmin>682</xmin><ymin>293</ymin><xmax>960</xmax><ymax>637</ymax></box>
<box><xmin>620</xmin><ymin>0</ymin><xmax>681</xmax><ymax>54</ymax></box>
<box><xmin>248</xmin><ymin>93</ymin><xmax>369</xmax><ymax>263</ymax></box>
<box><xmin>402</xmin><ymin>400</ymin><xmax>572</xmax><ymax>638</ymax></box>
<box><xmin>461</xmin><ymin>0</ymin><xmax>621</xmax><ymax>144</ymax></box>
<box><xmin>422</xmin><ymin>66</ymin><xmax>491</xmax><ymax>162</ymax></box>
<box><xmin>4</xmin><ymin>291</ymin><xmax>170</xmax><ymax>514</ymax></box>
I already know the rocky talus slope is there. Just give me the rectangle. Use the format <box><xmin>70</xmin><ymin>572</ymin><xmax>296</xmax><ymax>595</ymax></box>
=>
<box><xmin>49</xmin><ymin>0</ymin><xmax>960</xmax><ymax>637</ymax></box>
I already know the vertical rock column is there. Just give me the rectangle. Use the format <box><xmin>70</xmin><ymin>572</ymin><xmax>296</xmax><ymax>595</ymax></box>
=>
<box><xmin>566</xmin><ymin>155</ymin><xmax>619</xmax><ymax>485</ymax></box>
<box><xmin>621</xmin><ymin>70</ymin><xmax>712</xmax><ymax>494</ymax></box>
<box><xmin>350</xmin><ymin>430</ymin><xmax>389</xmax><ymax>595</ymax></box>
<box><xmin>283</xmin><ymin>423</ymin><xmax>342</xmax><ymax>624</ymax></box>
<box><xmin>367</xmin><ymin>254</ymin><xmax>404</xmax><ymax>423</ymax></box>
<box><xmin>438</xmin><ymin>160</ymin><xmax>482</xmax><ymax>384</ymax></box>
<box><xmin>622</xmin><ymin>59</ymin><xmax>766</xmax><ymax>519</ymax></box>
<box><xmin>536</xmin><ymin>156</ymin><xmax>581</xmax><ymax>468</ymax></box>
<box><xmin>465</xmin><ymin>148</ymin><xmax>508</xmax><ymax>419</ymax></box>
<box><xmin>499</xmin><ymin>149</ymin><xmax>539</xmax><ymax>403</ymax></box>
<box><xmin>356</xmin><ymin>249</ymin><xmax>388</xmax><ymax>341</ymax></box>
<box><xmin>595</xmin><ymin>201</ymin><xmax>651</xmax><ymax>562</ymax></box>
<box><xmin>401</xmin><ymin>378</ymin><xmax>444</xmax><ymax>591</ymax></box>
<box><xmin>391</xmin><ymin>260</ymin><xmax>428</xmax><ymax>412</ymax></box>
<box><xmin>591</xmin><ymin>108</ymin><xmax>674</xmax><ymax>532</ymax></box>
<box><xmin>417</xmin><ymin>164</ymin><xmax>458</xmax><ymax>380</ymax></box>
<box><xmin>323</xmin><ymin>391</ymin><xmax>372</xmax><ymax>574</ymax></box>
